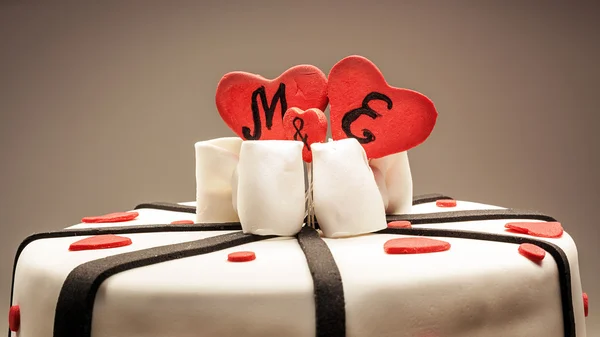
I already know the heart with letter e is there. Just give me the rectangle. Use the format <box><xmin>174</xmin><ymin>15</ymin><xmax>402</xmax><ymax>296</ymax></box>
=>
<box><xmin>327</xmin><ymin>55</ymin><xmax>437</xmax><ymax>159</ymax></box>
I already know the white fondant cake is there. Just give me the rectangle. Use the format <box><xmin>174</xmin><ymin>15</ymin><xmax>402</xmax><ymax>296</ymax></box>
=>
<box><xmin>8</xmin><ymin>55</ymin><xmax>588</xmax><ymax>337</ymax></box>
<box><xmin>9</xmin><ymin>198</ymin><xmax>587</xmax><ymax>337</ymax></box>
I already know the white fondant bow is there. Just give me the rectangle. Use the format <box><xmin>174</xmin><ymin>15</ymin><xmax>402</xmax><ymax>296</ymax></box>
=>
<box><xmin>195</xmin><ymin>137</ymin><xmax>412</xmax><ymax>238</ymax></box>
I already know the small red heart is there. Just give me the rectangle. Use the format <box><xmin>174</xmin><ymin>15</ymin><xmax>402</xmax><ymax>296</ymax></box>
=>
<box><xmin>216</xmin><ymin>65</ymin><xmax>328</xmax><ymax>141</ymax></box>
<box><xmin>387</xmin><ymin>221</ymin><xmax>412</xmax><ymax>229</ymax></box>
<box><xmin>583</xmin><ymin>292</ymin><xmax>589</xmax><ymax>317</ymax></box>
<box><xmin>282</xmin><ymin>107</ymin><xmax>327</xmax><ymax>162</ymax></box>
<box><xmin>518</xmin><ymin>243</ymin><xmax>546</xmax><ymax>263</ymax></box>
<box><xmin>435</xmin><ymin>199</ymin><xmax>457</xmax><ymax>208</ymax></box>
<box><xmin>384</xmin><ymin>237</ymin><xmax>450</xmax><ymax>254</ymax></box>
<box><xmin>227</xmin><ymin>251</ymin><xmax>256</xmax><ymax>262</ymax></box>
<box><xmin>8</xmin><ymin>305</ymin><xmax>20</xmax><ymax>332</ymax></box>
<box><xmin>328</xmin><ymin>55</ymin><xmax>438</xmax><ymax>159</ymax></box>
<box><xmin>81</xmin><ymin>211</ymin><xmax>138</xmax><ymax>223</ymax></box>
<box><xmin>170</xmin><ymin>219</ymin><xmax>195</xmax><ymax>225</ymax></box>
<box><xmin>505</xmin><ymin>221</ymin><xmax>563</xmax><ymax>238</ymax></box>
<box><xmin>69</xmin><ymin>234</ymin><xmax>132</xmax><ymax>251</ymax></box>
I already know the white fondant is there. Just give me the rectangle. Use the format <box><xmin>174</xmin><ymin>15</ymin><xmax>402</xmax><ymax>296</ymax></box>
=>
<box><xmin>370</xmin><ymin>165</ymin><xmax>389</xmax><ymax>210</ymax></box>
<box><xmin>235</xmin><ymin>140</ymin><xmax>305</xmax><ymax>236</ymax></box>
<box><xmin>369</xmin><ymin>151</ymin><xmax>413</xmax><ymax>214</ymax></box>
<box><xmin>195</xmin><ymin>137</ymin><xmax>243</xmax><ymax>223</ymax></box>
<box><xmin>311</xmin><ymin>138</ymin><xmax>387</xmax><ymax>238</ymax></box>
<box><xmin>11</xmin><ymin>200</ymin><xmax>587</xmax><ymax>337</ymax></box>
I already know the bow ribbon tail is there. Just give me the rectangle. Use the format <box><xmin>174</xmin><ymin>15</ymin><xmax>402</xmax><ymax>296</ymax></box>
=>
<box><xmin>312</xmin><ymin>138</ymin><xmax>387</xmax><ymax>238</ymax></box>
<box><xmin>369</xmin><ymin>151</ymin><xmax>413</xmax><ymax>215</ymax></box>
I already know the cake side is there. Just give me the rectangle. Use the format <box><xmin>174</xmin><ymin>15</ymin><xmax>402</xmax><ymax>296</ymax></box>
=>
<box><xmin>8</xmin><ymin>197</ymin><xmax>587</xmax><ymax>337</ymax></box>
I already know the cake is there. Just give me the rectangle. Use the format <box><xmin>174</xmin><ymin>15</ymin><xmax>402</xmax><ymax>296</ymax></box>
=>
<box><xmin>7</xmin><ymin>56</ymin><xmax>588</xmax><ymax>337</ymax></box>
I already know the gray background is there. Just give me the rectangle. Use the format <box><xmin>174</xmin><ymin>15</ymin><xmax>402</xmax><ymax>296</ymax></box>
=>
<box><xmin>1</xmin><ymin>1</ymin><xmax>598</xmax><ymax>334</ymax></box>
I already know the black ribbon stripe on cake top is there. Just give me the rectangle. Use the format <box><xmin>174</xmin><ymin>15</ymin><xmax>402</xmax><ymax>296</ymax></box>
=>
<box><xmin>411</xmin><ymin>193</ymin><xmax>454</xmax><ymax>205</ymax></box>
<box><xmin>297</xmin><ymin>226</ymin><xmax>346</xmax><ymax>337</ymax></box>
<box><xmin>133</xmin><ymin>193</ymin><xmax>454</xmax><ymax>214</ymax></box>
<box><xmin>386</xmin><ymin>208</ymin><xmax>557</xmax><ymax>224</ymax></box>
<box><xmin>53</xmin><ymin>232</ymin><xmax>274</xmax><ymax>337</ymax></box>
<box><xmin>376</xmin><ymin>227</ymin><xmax>575</xmax><ymax>337</ymax></box>
<box><xmin>134</xmin><ymin>202</ymin><xmax>196</xmax><ymax>214</ymax></box>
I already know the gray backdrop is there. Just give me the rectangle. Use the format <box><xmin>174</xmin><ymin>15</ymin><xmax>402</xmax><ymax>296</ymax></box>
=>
<box><xmin>1</xmin><ymin>1</ymin><xmax>598</xmax><ymax>335</ymax></box>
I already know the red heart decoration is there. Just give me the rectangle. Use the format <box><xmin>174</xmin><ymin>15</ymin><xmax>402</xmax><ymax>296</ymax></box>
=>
<box><xmin>518</xmin><ymin>243</ymin><xmax>546</xmax><ymax>263</ymax></box>
<box><xmin>282</xmin><ymin>107</ymin><xmax>328</xmax><ymax>162</ymax></box>
<box><xmin>8</xmin><ymin>305</ymin><xmax>19</xmax><ymax>332</ymax></box>
<box><xmin>216</xmin><ymin>65</ymin><xmax>328</xmax><ymax>141</ymax></box>
<box><xmin>387</xmin><ymin>220</ymin><xmax>412</xmax><ymax>229</ymax></box>
<box><xmin>384</xmin><ymin>237</ymin><xmax>450</xmax><ymax>254</ymax></box>
<box><xmin>505</xmin><ymin>221</ymin><xmax>564</xmax><ymax>238</ymax></box>
<box><xmin>328</xmin><ymin>55</ymin><xmax>438</xmax><ymax>159</ymax></box>
<box><xmin>227</xmin><ymin>251</ymin><xmax>257</xmax><ymax>262</ymax></box>
<box><xmin>81</xmin><ymin>211</ymin><xmax>139</xmax><ymax>223</ymax></box>
<box><xmin>69</xmin><ymin>234</ymin><xmax>132</xmax><ymax>251</ymax></box>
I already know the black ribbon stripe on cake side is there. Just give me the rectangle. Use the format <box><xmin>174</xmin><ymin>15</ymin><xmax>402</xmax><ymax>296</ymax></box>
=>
<box><xmin>297</xmin><ymin>226</ymin><xmax>346</xmax><ymax>337</ymax></box>
<box><xmin>376</xmin><ymin>227</ymin><xmax>575</xmax><ymax>337</ymax></box>
<box><xmin>53</xmin><ymin>232</ymin><xmax>274</xmax><ymax>337</ymax></box>
<box><xmin>8</xmin><ymin>222</ymin><xmax>244</xmax><ymax>306</ymax></box>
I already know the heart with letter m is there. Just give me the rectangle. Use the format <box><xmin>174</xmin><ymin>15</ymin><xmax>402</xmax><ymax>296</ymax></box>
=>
<box><xmin>215</xmin><ymin>55</ymin><xmax>438</xmax><ymax>159</ymax></box>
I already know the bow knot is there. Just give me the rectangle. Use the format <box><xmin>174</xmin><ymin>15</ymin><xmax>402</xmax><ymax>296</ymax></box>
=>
<box><xmin>195</xmin><ymin>137</ymin><xmax>412</xmax><ymax>238</ymax></box>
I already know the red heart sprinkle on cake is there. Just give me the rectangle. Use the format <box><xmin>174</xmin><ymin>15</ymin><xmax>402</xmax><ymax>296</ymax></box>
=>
<box><xmin>69</xmin><ymin>235</ymin><xmax>133</xmax><ymax>251</ymax></box>
<box><xmin>283</xmin><ymin>107</ymin><xmax>328</xmax><ymax>162</ymax></box>
<box><xmin>384</xmin><ymin>237</ymin><xmax>451</xmax><ymax>254</ymax></box>
<box><xmin>8</xmin><ymin>305</ymin><xmax>20</xmax><ymax>332</ymax></box>
<box><xmin>583</xmin><ymin>292</ymin><xmax>589</xmax><ymax>317</ymax></box>
<box><xmin>505</xmin><ymin>222</ymin><xmax>563</xmax><ymax>238</ymax></box>
<box><xmin>216</xmin><ymin>65</ymin><xmax>328</xmax><ymax>141</ymax></box>
<box><xmin>227</xmin><ymin>251</ymin><xmax>256</xmax><ymax>262</ymax></box>
<box><xmin>387</xmin><ymin>221</ymin><xmax>412</xmax><ymax>229</ymax></box>
<box><xmin>328</xmin><ymin>55</ymin><xmax>438</xmax><ymax>159</ymax></box>
<box><xmin>518</xmin><ymin>243</ymin><xmax>546</xmax><ymax>262</ymax></box>
<box><xmin>435</xmin><ymin>199</ymin><xmax>457</xmax><ymax>208</ymax></box>
<box><xmin>81</xmin><ymin>211</ymin><xmax>139</xmax><ymax>223</ymax></box>
<box><xmin>170</xmin><ymin>220</ymin><xmax>195</xmax><ymax>225</ymax></box>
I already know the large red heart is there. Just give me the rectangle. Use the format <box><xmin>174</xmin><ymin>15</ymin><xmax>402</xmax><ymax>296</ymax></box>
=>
<box><xmin>328</xmin><ymin>55</ymin><xmax>438</xmax><ymax>159</ymax></box>
<box><xmin>216</xmin><ymin>65</ymin><xmax>328</xmax><ymax>141</ymax></box>
<box><xmin>282</xmin><ymin>107</ymin><xmax>328</xmax><ymax>162</ymax></box>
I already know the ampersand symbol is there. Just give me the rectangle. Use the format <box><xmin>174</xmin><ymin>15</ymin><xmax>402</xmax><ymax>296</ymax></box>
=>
<box><xmin>292</xmin><ymin>117</ymin><xmax>310</xmax><ymax>150</ymax></box>
<box><xmin>283</xmin><ymin>107</ymin><xmax>328</xmax><ymax>162</ymax></box>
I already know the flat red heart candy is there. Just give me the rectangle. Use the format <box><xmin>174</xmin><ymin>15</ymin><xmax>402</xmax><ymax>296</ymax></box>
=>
<box><xmin>69</xmin><ymin>234</ymin><xmax>132</xmax><ymax>251</ymax></box>
<box><xmin>387</xmin><ymin>221</ymin><xmax>412</xmax><ymax>229</ymax></box>
<box><xmin>518</xmin><ymin>243</ymin><xmax>546</xmax><ymax>262</ymax></box>
<box><xmin>216</xmin><ymin>65</ymin><xmax>328</xmax><ymax>141</ymax></box>
<box><xmin>170</xmin><ymin>219</ymin><xmax>195</xmax><ymax>225</ymax></box>
<box><xmin>505</xmin><ymin>221</ymin><xmax>564</xmax><ymax>238</ymax></box>
<box><xmin>583</xmin><ymin>292</ymin><xmax>589</xmax><ymax>317</ymax></box>
<box><xmin>328</xmin><ymin>55</ymin><xmax>438</xmax><ymax>159</ymax></box>
<box><xmin>227</xmin><ymin>251</ymin><xmax>256</xmax><ymax>262</ymax></box>
<box><xmin>82</xmin><ymin>211</ymin><xmax>139</xmax><ymax>223</ymax></box>
<box><xmin>282</xmin><ymin>107</ymin><xmax>327</xmax><ymax>162</ymax></box>
<box><xmin>436</xmin><ymin>199</ymin><xmax>457</xmax><ymax>208</ymax></box>
<box><xmin>384</xmin><ymin>237</ymin><xmax>450</xmax><ymax>254</ymax></box>
<box><xmin>8</xmin><ymin>305</ymin><xmax>20</xmax><ymax>332</ymax></box>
